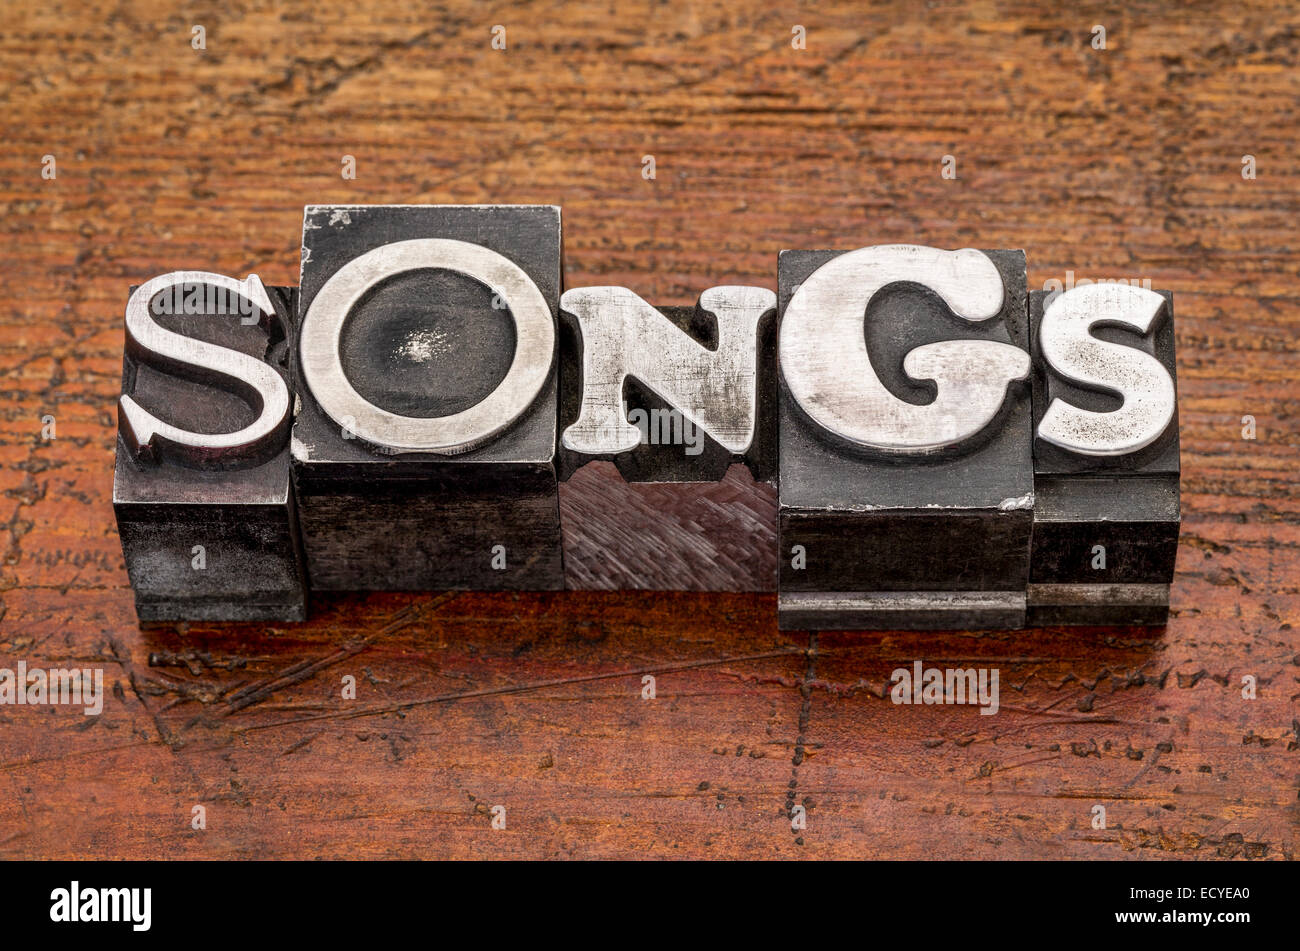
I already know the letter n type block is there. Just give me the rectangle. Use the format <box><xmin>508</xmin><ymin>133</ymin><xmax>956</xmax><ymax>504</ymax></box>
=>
<box><xmin>777</xmin><ymin>246</ymin><xmax>1033</xmax><ymax>630</ymax></box>
<box><xmin>1027</xmin><ymin>285</ymin><xmax>1179</xmax><ymax>625</ymax></box>
<box><xmin>557</xmin><ymin>286</ymin><xmax>779</xmax><ymax>590</ymax></box>
<box><xmin>292</xmin><ymin>205</ymin><xmax>563</xmax><ymax>590</ymax></box>
<box><xmin>113</xmin><ymin>273</ymin><xmax>306</xmax><ymax>622</ymax></box>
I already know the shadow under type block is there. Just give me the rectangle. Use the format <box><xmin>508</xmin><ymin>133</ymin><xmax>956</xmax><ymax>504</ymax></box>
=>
<box><xmin>291</xmin><ymin>204</ymin><xmax>564</xmax><ymax>591</ymax></box>
<box><xmin>776</xmin><ymin>246</ymin><xmax>1033</xmax><ymax>631</ymax></box>
<box><xmin>556</xmin><ymin>288</ymin><xmax>779</xmax><ymax>590</ymax></box>
<box><xmin>113</xmin><ymin>275</ymin><xmax>307</xmax><ymax>622</ymax></box>
<box><xmin>1027</xmin><ymin>286</ymin><xmax>1180</xmax><ymax>626</ymax></box>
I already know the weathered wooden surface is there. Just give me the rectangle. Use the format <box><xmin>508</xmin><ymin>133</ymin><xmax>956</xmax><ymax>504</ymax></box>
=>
<box><xmin>1</xmin><ymin>0</ymin><xmax>1297</xmax><ymax>859</ymax></box>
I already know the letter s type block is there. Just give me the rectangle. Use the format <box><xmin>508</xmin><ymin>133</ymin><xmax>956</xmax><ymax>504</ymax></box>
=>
<box><xmin>1027</xmin><ymin>285</ymin><xmax>1180</xmax><ymax>625</ymax></box>
<box><xmin>776</xmin><ymin>246</ymin><xmax>1033</xmax><ymax>630</ymax></box>
<box><xmin>113</xmin><ymin>273</ymin><xmax>307</xmax><ymax>622</ymax></box>
<box><xmin>292</xmin><ymin>205</ymin><xmax>563</xmax><ymax>591</ymax></box>
<box><xmin>556</xmin><ymin>285</ymin><xmax>779</xmax><ymax>590</ymax></box>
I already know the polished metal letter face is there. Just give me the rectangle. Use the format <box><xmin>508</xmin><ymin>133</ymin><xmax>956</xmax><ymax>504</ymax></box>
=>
<box><xmin>119</xmin><ymin>270</ymin><xmax>290</xmax><ymax>465</ymax></box>
<box><xmin>779</xmin><ymin>245</ymin><xmax>1031</xmax><ymax>454</ymax></box>
<box><xmin>299</xmin><ymin>238</ymin><xmax>555</xmax><ymax>455</ymax></box>
<box><xmin>560</xmin><ymin>285</ymin><xmax>776</xmax><ymax>456</ymax></box>
<box><xmin>1036</xmin><ymin>283</ymin><xmax>1176</xmax><ymax>457</ymax></box>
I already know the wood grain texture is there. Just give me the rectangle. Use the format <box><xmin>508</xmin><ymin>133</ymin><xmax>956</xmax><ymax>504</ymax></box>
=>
<box><xmin>560</xmin><ymin>461</ymin><xmax>778</xmax><ymax>590</ymax></box>
<box><xmin>0</xmin><ymin>0</ymin><xmax>1297</xmax><ymax>859</ymax></box>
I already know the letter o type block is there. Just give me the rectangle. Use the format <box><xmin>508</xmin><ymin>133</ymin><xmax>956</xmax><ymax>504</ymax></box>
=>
<box><xmin>1027</xmin><ymin>285</ymin><xmax>1180</xmax><ymax>625</ymax></box>
<box><xmin>113</xmin><ymin>273</ymin><xmax>307</xmax><ymax>622</ymax></box>
<box><xmin>776</xmin><ymin>246</ymin><xmax>1034</xmax><ymax>631</ymax></box>
<box><xmin>291</xmin><ymin>205</ymin><xmax>564</xmax><ymax>591</ymax></box>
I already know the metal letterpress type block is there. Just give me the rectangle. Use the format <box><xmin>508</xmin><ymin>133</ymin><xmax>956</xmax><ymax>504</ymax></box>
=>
<box><xmin>776</xmin><ymin>246</ymin><xmax>1034</xmax><ymax>630</ymax></box>
<box><xmin>1027</xmin><ymin>285</ymin><xmax>1180</xmax><ymax>625</ymax></box>
<box><xmin>557</xmin><ymin>286</ymin><xmax>779</xmax><ymax>590</ymax></box>
<box><xmin>113</xmin><ymin>273</ymin><xmax>306</xmax><ymax>622</ymax></box>
<box><xmin>292</xmin><ymin>204</ymin><xmax>563</xmax><ymax>591</ymax></box>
